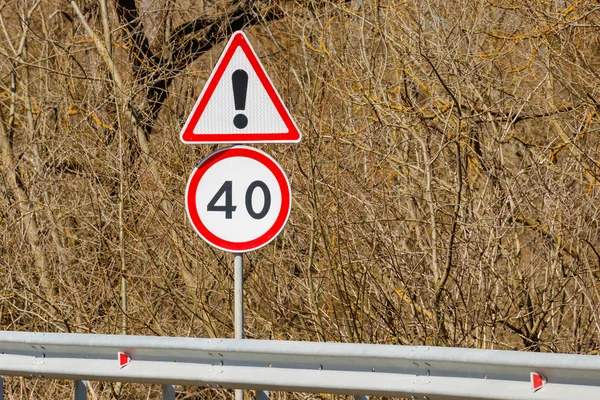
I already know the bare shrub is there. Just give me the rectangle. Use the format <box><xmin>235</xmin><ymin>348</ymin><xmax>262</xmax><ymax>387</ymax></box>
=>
<box><xmin>0</xmin><ymin>0</ymin><xmax>598</xmax><ymax>398</ymax></box>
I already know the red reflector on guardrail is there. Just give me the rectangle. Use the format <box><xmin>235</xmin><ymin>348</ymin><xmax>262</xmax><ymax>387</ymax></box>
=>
<box><xmin>531</xmin><ymin>372</ymin><xmax>546</xmax><ymax>392</ymax></box>
<box><xmin>119</xmin><ymin>352</ymin><xmax>131</xmax><ymax>368</ymax></box>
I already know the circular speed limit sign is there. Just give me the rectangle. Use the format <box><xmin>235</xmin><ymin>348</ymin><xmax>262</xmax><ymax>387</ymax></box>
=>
<box><xmin>185</xmin><ymin>146</ymin><xmax>291</xmax><ymax>252</ymax></box>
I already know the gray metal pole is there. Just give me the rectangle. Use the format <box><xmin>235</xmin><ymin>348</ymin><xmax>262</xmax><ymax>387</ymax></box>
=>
<box><xmin>74</xmin><ymin>380</ymin><xmax>87</xmax><ymax>400</ymax></box>
<box><xmin>234</xmin><ymin>253</ymin><xmax>243</xmax><ymax>340</ymax></box>
<box><xmin>234</xmin><ymin>253</ymin><xmax>243</xmax><ymax>400</ymax></box>
<box><xmin>0</xmin><ymin>375</ymin><xmax>3</xmax><ymax>400</ymax></box>
<box><xmin>162</xmin><ymin>384</ymin><xmax>175</xmax><ymax>400</ymax></box>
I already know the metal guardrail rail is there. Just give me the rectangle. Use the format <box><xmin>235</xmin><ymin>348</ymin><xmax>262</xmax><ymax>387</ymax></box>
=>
<box><xmin>0</xmin><ymin>331</ymin><xmax>599</xmax><ymax>400</ymax></box>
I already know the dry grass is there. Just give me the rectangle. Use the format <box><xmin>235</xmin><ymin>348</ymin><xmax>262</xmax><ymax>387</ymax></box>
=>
<box><xmin>0</xmin><ymin>0</ymin><xmax>599</xmax><ymax>398</ymax></box>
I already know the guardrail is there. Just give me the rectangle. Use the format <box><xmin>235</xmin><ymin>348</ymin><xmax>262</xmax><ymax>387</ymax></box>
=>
<box><xmin>0</xmin><ymin>331</ymin><xmax>599</xmax><ymax>400</ymax></box>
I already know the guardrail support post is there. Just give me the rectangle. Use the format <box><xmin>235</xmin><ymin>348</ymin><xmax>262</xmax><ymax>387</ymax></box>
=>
<box><xmin>256</xmin><ymin>390</ymin><xmax>269</xmax><ymax>400</ymax></box>
<box><xmin>0</xmin><ymin>375</ymin><xmax>4</xmax><ymax>400</ymax></box>
<box><xmin>74</xmin><ymin>380</ymin><xmax>87</xmax><ymax>400</ymax></box>
<box><xmin>354</xmin><ymin>395</ymin><xmax>369</xmax><ymax>400</ymax></box>
<box><xmin>162</xmin><ymin>384</ymin><xmax>175</xmax><ymax>400</ymax></box>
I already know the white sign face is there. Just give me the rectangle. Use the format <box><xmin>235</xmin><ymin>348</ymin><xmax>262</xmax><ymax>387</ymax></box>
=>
<box><xmin>193</xmin><ymin>46</ymin><xmax>288</xmax><ymax>135</ymax></box>
<box><xmin>179</xmin><ymin>31</ymin><xmax>301</xmax><ymax>144</ymax></box>
<box><xmin>185</xmin><ymin>146</ymin><xmax>291</xmax><ymax>252</ymax></box>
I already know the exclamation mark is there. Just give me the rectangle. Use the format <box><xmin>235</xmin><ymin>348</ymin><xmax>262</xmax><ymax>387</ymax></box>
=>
<box><xmin>232</xmin><ymin>69</ymin><xmax>248</xmax><ymax>129</ymax></box>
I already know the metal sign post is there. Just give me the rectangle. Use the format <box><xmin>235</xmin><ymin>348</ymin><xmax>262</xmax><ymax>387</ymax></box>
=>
<box><xmin>234</xmin><ymin>253</ymin><xmax>244</xmax><ymax>341</ymax></box>
<box><xmin>234</xmin><ymin>253</ymin><xmax>269</xmax><ymax>400</ymax></box>
<box><xmin>234</xmin><ymin>253</ymin><xmax>243</xmax><ymax>400</ymax></box>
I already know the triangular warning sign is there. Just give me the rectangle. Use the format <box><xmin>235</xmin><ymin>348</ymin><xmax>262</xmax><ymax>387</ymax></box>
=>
<box><xmin>180</xmin><ymin>31</ymin><xmax>301</xmax><ymax>144</ymax></box>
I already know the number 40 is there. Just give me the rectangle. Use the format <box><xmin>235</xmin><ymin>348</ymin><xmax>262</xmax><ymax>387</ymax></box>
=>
<box><xmin>207</xmin><ymin>180</ymin><xmax>271</xmax><ymax>220</ymax></box>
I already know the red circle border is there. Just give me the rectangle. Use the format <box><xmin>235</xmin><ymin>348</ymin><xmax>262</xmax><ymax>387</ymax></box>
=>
<box><xmin>185</xmin><ymin>146</ymin><xmax>291</xmax><ymax>252</ymax></box>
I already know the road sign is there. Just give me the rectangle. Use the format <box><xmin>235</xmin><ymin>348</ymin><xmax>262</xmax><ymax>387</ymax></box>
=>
<box><xmin>180</xmin><ymin>31</ymin><xmax>301</xmax><ymax>144</ymax></box>
<box><xmin>185</xmin><ymin>146</ymin><xmax>291</xmax><ymax>252</ymax></box>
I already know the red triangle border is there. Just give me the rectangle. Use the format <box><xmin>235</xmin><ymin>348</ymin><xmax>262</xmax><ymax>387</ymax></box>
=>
<box><xmin>180</xmin><ymin>31</ymin><xmax>301</xmax><ymax>144</ymax></box>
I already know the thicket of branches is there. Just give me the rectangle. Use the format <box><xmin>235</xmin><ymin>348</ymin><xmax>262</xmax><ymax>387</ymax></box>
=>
<box><xmin>0</xmin><ymin>0</ymin><xmax>599</xmax><ymax>398</ymax></box>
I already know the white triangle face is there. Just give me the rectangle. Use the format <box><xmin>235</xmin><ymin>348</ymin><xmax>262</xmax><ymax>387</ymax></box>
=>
<box><xmin>193</xmin><ymin>47</ymin><xmax>288</xmax><ymax>135</ymax></box>
<box><xmin>180</xmin><ymin>31</ymin><xmax>301</xmax><ymax>143</ymax></box>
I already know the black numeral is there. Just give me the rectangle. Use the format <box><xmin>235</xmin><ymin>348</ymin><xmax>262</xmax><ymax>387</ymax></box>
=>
<box><xmin>207</xmin><ymin>180</ymin><xmax>272</xmax><ymax>220</ymax></box>
<box><xmin>246</xmin><ymin>181</ymin><xmax>271</xmax><ymax>219</ymax></box>
<box><xmin>207</xmin><ymin>181</ymin><xmax>237</xmax><ymax>219</ymax></box>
